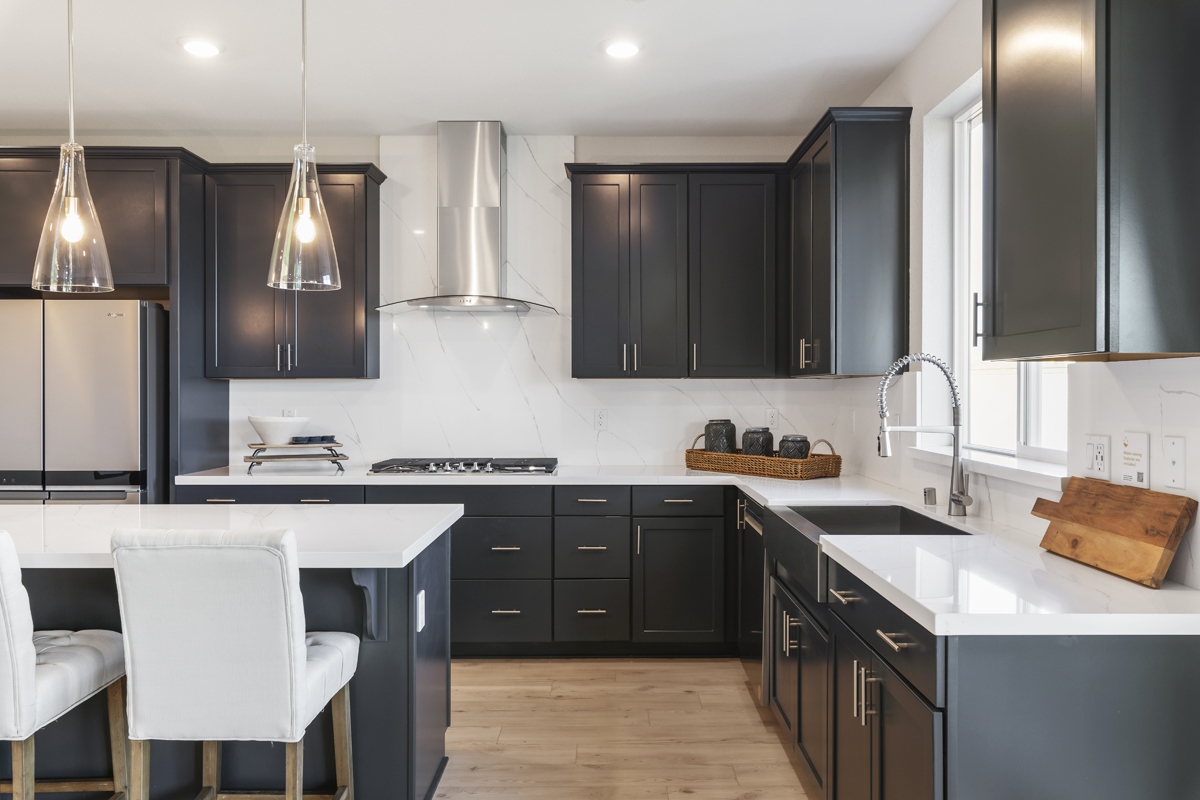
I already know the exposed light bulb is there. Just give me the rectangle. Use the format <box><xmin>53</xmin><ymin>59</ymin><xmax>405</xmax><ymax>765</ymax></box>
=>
<box><xmin>60</xmin><ymin>196</ymin><xmax>84</xmax><ymax>242</ymax></box>
<box><xmin>295</xmin><ymin>196</ymin><xmax>316</xmax><ymax>243</ymax></box>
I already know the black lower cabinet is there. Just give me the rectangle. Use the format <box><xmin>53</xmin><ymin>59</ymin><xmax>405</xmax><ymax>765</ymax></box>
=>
<box><xmin>769</xmin><ymin>578</ymin><xmax>801</xmax><ymax>739</ymax></box>
<box><xmin>175</xmin><ymin>484</ymin><xmax>365</xmax><ymax>504</ymax></box>
<box><xmin>832</xmin><ymin>616</ymin><xmax>874</xmax><ymax>800</ymax></box>
<box><xmin>554</xmin><ymin>579</ymin><xmax>631</xmax><ymax>641</ymax></box>
<box><xmin>632</xmin><ymin>516</ymin><xmax>724</xmax><ymax>642</ymax></box>
<box><xmin>450</xmin><ymin>580</ymin><xmax>552</xmax><ymax>643</ymax></box>
<box><xmin>796</xmin><ymin>598</ymin><xmax>830</xmax><ymax>795</ymax></box>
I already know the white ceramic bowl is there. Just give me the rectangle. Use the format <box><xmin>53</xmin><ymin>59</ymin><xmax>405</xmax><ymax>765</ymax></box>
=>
<box><xmin>248</xmin><ymin>416</ymin><xmax>310</xmax><ymax>446</ymax></box>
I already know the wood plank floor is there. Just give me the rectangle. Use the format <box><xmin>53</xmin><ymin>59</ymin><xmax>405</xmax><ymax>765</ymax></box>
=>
<box><xmin>435</xmin><ymin>658</ymin><xmax>809</xmax><ymax>800</ymax></box>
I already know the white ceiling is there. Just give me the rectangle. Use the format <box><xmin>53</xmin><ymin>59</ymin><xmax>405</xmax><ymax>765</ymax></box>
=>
<box><xmin>0</xmin><ymin>0</ymin><xmax>958</xmax><ymax>137</ymax></box>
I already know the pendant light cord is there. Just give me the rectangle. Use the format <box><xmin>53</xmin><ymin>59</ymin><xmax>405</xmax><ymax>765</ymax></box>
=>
<box><xmin>301</xmin><ymin>0</ymin><xmax>307</xmax><ymax>146</ymax></box>
<box><xmin>67</xmin><ymin>0</ymin><xmax>75</xmax><ymax>144</ymax></box>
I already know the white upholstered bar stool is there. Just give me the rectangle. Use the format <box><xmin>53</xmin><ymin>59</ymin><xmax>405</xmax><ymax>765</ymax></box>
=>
<box><xmin>0</xmin><ymin>530</ymin><xmax>128</xmax><ymax>800</ymax></box>
<box><xmin>110</xmin><ymin>530</ymin><xmax>359</xmax><ymax>800</ymax></box>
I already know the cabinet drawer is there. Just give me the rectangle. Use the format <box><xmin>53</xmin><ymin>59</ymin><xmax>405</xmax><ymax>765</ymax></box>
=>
<box><xmin>451</xmin><ymin>580</ymin><xmax>552</xmax><ymax>643</ymax></box>
<box><xmin>827</xmin><ymin>559</ymin><xmax>943</xmax><ymax>706</ymax></box>
<box><xmin>175</xmin><ymin>484</ymin><xmax>365</xmax><ymax>504</ymax></box>
<box><xmin>554</xmin><ymin>517</ymin><xmax>630</xmax><ymax>578</ymax></box>
<box><xmin>632</xmin><ymin>486</ymin><xmax>723</xmax><ymax>516</ymax></box>
<box><xmin>366</xmin><ymin>485</ymin><xmax>552</xmax><ymax>516</ymax></box>
<box><xmin>555</xmin><ymin>486</ymin><xmax>631</xmax><ymax>515</ymax></box>
<box><xmin>452</xmin><ymin>518</ymin><xmax>551</xmax><ymax>580</ymax></box>
<box><xmin>554</xmin><ymin>580</ymin><xmax>631</xmax><ymax>641</ymax></box>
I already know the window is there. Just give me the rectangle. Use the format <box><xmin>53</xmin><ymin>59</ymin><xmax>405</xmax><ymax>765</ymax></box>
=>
<box><xmin>954</xmin><ymin>101</ymin><xmax>1068</xmax><ymax>464</ymax></box>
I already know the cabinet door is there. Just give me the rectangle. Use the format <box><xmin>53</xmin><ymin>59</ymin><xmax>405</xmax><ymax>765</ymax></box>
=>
<box><xmin>632</xmin><ymin>517</ymin><xmax>724</xmax><ymax>642</ymax></box>
<box><xmin>572</xmin><ymin>173</ymin><xmax>630</xmax><ymax>377</ymax></box>
<box><xmin>287</xmin><ymin>173</ymin><xmax>371</xmax><ymax>378</ymax></box>
<box><xmin>984</xmin><ymin>0</ymin><xmax>1101</xmax><ymax>359</ymax></box>
<box><xmin>739</xmin><ymin>515</ymin><xmax>765</xmax><ymax>653</ymax></box>
<box><xmin>630</xmin><ymin>174</ymin><xmax>687</xmax><ymax>378</ymax></box>
<box><xmin>790</xmin><ymin>156</ymin><xmax>814</xmax><ymax>375</ymax></box>
<box><xmin>796</xmin><ymin>601</ymin><xmax>831</xmax><ymax>795</ymax></box>
<box><xmin>833</xmin><ymin>626</ymin><xmax>874</xmax><ymax>800</ymax></box>
<box><xmin>810</xmin><ymin>135</ymin><xmax>834</xmax><ymax>375</ymax></box>
<box><xmin>0</xmin><ymin>158</ymin><xmax>56</xmax><ymax>286</ymax></box>
<box><xmin>688</xmin><ymin>173</ymin><xmax>777</xmax><ymax>377</ymax></box>
<box><xmin>876</xmin><ymin>656</ymin><xmax>943</xmax><ymax>800</ymax></box>
<box><xmin>768</xmin><ymin>578</ymin><xmax>801</xmax><ymax>740</ymax></box>
<box><xmin>206</xmin><ymin>172</ymin><xmax>288</xmax><ymax>378</ymax></box>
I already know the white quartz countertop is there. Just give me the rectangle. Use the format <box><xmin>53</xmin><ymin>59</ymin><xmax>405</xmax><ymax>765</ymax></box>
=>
<box><xmin>0</xmin><ymin>503</ymin><xmax>463</xmax><ymax>569</ymax></box>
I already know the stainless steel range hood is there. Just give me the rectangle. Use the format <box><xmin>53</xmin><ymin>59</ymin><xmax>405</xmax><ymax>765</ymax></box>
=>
<box><xmin>380</xmin><ymin>121</ymin><xmax>555</xmax><ymax>314</ymax></box>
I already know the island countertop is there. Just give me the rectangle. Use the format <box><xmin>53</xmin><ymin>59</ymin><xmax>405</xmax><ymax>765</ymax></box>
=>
<box><xmin>0</xmin><ymin>503</ymin><xmax>463</xmax><ymax>568</ymax></box>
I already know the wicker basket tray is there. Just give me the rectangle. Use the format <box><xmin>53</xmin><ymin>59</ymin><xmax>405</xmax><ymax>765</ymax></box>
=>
<box><xmin>685</xmin><ymin>436</ymin><xmax>842</xmax><ymax>481</ymax></box>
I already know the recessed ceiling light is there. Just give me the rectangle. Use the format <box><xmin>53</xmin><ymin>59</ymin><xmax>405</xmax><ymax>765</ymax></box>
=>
<box><xmin>178</xmin><ymin>38</ymin><xmax>221</xmax><ymax>57</ymax></box>
<box><xmin>605</xmin><ymin>41</ymin><xmax>639</xmax><ymax>58</ymax></box>
<box><xmin>413</xmin><ymin>229</ymin><xmax>425</xmax><ymax>234</ymax></box>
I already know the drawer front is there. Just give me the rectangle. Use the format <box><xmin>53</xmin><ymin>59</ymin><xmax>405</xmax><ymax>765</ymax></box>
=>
<box><xmin>452</xmin><ymin>518</ymin><xmax>552</xmax><ymax>580</ymax></box>
<box><xmin>554</xmin><ymin>485</ymin><xmax>631</xmax><ymax>515</ymax></box>
<box><xmin>176</xmin><ymin>484</ymin><xmax>365</xmax><ymax>504</ymax></box>
<box><xmin>452</xmin><ymin>580</ymin><xmax>552</xmax><ymax>642</ymax></box>
<box><xmin>554</xmin><ymin>580</ymin><xmax>631</xmax><ymax>641</ymax></box>
<box><xmin>632</xmin><ymin>486</ymin><xmax>723</xmax><ymax>516</ymax></box>
<box><xmin>827</xmin><ymin>559</ymin><xmax>943</xmax><ymax>706</ymax></box>
<box><xmin>366</xmin><ymin>485</ymin><xmax>552</xmax><ymax>516</ymax></box>
<box><xmin>554</xmin><ymin>517</ymin><xmax>630</xmax><ymax>578</ymax></box>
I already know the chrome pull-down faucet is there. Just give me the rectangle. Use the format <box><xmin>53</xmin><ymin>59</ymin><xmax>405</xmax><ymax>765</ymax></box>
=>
<box><xmin>877</xmin><ymin>353</ymin><xmax>973</xmax><ymax>516</ymax></box>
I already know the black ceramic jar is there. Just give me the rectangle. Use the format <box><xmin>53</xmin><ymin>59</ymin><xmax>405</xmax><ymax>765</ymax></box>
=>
<box><xmin>779</xmin><ymin>434</ymin><xmax>811</xmax><ymax>460</ymax></box>
<box><xmin>742</xmin><ymin>427</ymin><xmax>774</xmax><ymax>457</ymax></box>
<box><xmin>704</xmin><ymin>419</ymin><xmax>737</xmax><ymax>453</ymax></box>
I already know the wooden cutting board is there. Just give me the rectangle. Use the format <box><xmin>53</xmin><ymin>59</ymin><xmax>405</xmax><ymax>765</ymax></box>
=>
<box><xmin>1033</xmin><ymin>477</ymin><xmax>1198</xmax><ymax>589</ymax></box>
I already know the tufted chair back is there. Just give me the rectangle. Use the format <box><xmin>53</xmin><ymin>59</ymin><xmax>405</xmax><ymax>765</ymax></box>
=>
<box><xmin>111</xmin><ymin>529</ymin><xmax>309</xmax><ymax>742</ymax></box>
<box><xmin>0</xmin><ymin>531</ymin><xmax>37</xmax><ymax>739</ymax></box>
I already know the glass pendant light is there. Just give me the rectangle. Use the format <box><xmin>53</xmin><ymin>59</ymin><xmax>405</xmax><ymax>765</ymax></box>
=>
<box><xmin>268</xmin><ymin>0</ymin><xmax>340</xmax><ymax>290</ymax></box>
<box><xmin>32</xmin><ymin>0</ymin><xmax>113</xmax><ymax>293</ymax></box>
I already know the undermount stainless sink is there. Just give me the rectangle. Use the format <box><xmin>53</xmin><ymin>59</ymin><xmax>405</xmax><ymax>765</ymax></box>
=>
<box><xmin>788</xmin><ymin>505</ymin><xmax>964</xmax><ymax>537</ymax></box>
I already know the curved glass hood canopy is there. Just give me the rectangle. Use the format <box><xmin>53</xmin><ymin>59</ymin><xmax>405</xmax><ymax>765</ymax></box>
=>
<box><xmin>378</xmin><ymin>121</ymin><xmax>556</xmax><ymax>315</ymax></box>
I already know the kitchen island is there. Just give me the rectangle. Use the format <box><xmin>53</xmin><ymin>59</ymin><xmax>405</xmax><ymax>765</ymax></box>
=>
<box><xmin>0</xmin><ymin>502</ymin><xmax>462</xmax><ymax>800</ymax></box>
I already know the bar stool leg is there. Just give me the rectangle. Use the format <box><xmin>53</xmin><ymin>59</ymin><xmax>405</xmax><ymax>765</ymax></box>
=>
<box><xmin>195</xmin><ymin>741</ymin><xmax>220</xmax><ymax>800</ymax></box>
<box><xmin>331</xmin><ymin>684</ymin><xmax>353</xmax><ymax>800</ymax></box>
<box><xmin>11</xmin><ymin>736</ymin><xmax>34</xmax><ymax>800</ymax></box>
<box><xmin>107</xmin><ymin>678</ymin><xmax>129</xmax><ymax>800</ymax></box>
<box><xmin>129</xmin><ymin>740</ymin><xmax>150</xmax><ymax>800</ymax></box>
<box><xmin>284</xmin><ymin>738</ymin><xmax>303</xmax><ymax>800</ymax></box>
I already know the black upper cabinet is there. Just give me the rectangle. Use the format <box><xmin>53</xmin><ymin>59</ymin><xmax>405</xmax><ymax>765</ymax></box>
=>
<box><xmin>206</xmin><ymin>165</ymin><xmax>382</xmax><ymax>379</ymax></box>
<box><xmin>984</xmin><ymin>0</ymin><xmax>1200</xmax><ymax>359</ymax></box>
<box><xmin>571</xmin><ymin>173</ymin><xmax>630</xmax><ymax>378</ymax></box>
<box><xmin>789</xmin><ymin>109</ymin><xmax>909</xmax><ymax>376</ymax></box>
<box><xmin>689</xmin><ymin>173</ymin><xmax>777</xmax><ymax>378</ymax></box>
<box><xmin>0</xmin><ymin>152</ymin><xmax>169</xmax><ymax>287</ymax></box>
<box><xmin>632</xmin><ymin>516</ymin><xmax>724</xmax><ymax>642</ymax></box>
<box><xmin>631</xmin><ymin>174</ymin><xmax>689</xmax><ymax>378</ymax></box>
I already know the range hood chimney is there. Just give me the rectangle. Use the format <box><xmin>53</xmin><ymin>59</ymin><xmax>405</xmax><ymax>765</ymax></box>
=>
<box><xmin>384</xmin><ymin>121</ymin><xmax>554</xmax><ymax>314</ymax></box>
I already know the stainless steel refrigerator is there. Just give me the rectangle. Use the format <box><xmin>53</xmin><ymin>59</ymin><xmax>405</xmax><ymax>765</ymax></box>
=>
<box><xmin>0</xmin><ymin>299</ymin><xmax>166</xmax><ymax>504</ymax></box>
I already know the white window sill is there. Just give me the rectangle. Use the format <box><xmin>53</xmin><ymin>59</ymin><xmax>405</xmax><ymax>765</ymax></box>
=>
<box><xmin>908</xmin><ymin>445</ymin><xmax>1068</xmax><ymax>492</ymax></box>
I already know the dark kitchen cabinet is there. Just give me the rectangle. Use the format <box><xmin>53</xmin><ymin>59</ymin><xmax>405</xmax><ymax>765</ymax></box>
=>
<box><xmin>833</xmin><ymin>619</ymin><xmax>874</xmax><ymax>800</ymax></box>
<box><xmin>631</xmin><ymin>174</ymin><xmax>689</xmax><ymax>377</ymax></box>
<box><xmin>769</xmin><ymin>577</ymin><xmax>802</xmax><ymax>740</ymax></box>
<box><xmin>789</xmin><ymin>109</ymin><xmax>909</xmax><ymax>376</ymax></box>
<box><xmin>632</xmin><ymin>516</ymin><xmax>724</xmax><ymax>642</ymax></box>
<box><xmin>796</xmin><ymin>600</ymin><xmax>831</xmax><ymax>795</ymax></box>
<box><xmin>689</xmin><ymin>173</ymin><xmax>777</xmax><ymax>378</ymax></box>
<box><xmin>984</xmin><ymin>0</ymin><xmax>1200</xmax><ymax>360</ymax></box>
<box><xmin>571</xmin><ymin>173</ymin><xmax>629</xmax><ymax>378</ymax></box>
<box><xmin>205</xmin><ymin>164</ymin><xmax>382</xmax><ymax>379</ymax></box>
<box><xmin>0</xmin><ymin>153</ymin><xmax>169</xmax><ymax>287</ymax></box>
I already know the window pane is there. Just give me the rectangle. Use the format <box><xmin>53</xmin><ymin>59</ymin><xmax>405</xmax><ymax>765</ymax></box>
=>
<box><xmin>966</xmin><ymin>114</ymin><xmax>1018</xmax><ymax>452</ymax></box>
<box><xmin>1024</xmin><ymin>362</ymin><xmax>1069</xmax><ymax>451</ymax></box>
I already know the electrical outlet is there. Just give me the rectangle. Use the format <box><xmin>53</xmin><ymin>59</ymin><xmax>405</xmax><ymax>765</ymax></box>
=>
<box><xmin>594</xmin><ymin>409</ymin><xmax>608</xmax><ymax>431</ymax></box>
<box><xmin>1084</xmin><ymin>434</ymin><xmax>1110</xmax><ymax>481</ymax></box>
<box><xmin>766</xmin><ymin>408</ymin><xmax>779</xmax><ymax>428</ymax></box>
<box><xmin>1164</xmin><ymin>436</ymin><xmax>1186</xmax><ymax>490</ymax></box>
<box><xmin>282</xmin><ymin>409</ymin><xmax>298</xmax><ymax>418</ymax></box>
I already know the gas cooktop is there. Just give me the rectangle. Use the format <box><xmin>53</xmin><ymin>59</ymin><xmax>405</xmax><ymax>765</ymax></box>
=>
<box><xmin>368</xmin><ymin>458</ymin><xmax>558</xmax><ymax>475</ymax></box>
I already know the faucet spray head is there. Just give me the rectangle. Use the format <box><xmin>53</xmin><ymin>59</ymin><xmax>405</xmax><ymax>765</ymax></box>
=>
<box><xmin>877</xmin><ymin>419</ymin><xmax>892</xmax><ymax>458</ymax></box>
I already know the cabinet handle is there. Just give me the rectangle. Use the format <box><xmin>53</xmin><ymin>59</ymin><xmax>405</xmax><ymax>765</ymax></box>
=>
<box><xmin>623</xmin><ymin>343</ymin><xmax>627</xmax><ymax>372</ymax></box>
<box><xmin>577</xmin><ymin>498</ymin><xmax>608</xmax><ymax>503</ymax></box>
<box><xmin>663</xmin><ymin>499</ymin><xmax>693</xmax><ymax>504</ymax></box>
<box><xmin>300</xmin><ymin>499</ymin><xmax>329</xmax><ymax>503</ymax></box>
<box><xmin>973</xmin><ymin>292</ymin><xmax>984</xmax><ymax>347</ymax></box>
<box><xmin>633</xmin><ymin>343</ymin><xmax>638</xmax><ymax>371</ymax></box>
<box><xmin>577</xmin><ymin>609</ymin><xmax>607</xmax><ymax>614</ymax></box>
<box><xmin>737</xmin><ymin>499</ymin><xmax>746</xmax><ymax>529</ymax></box>
<box><xmin>287</xmin><ymin>343</ymin><xmax>293</xmax><ymax>370</ymax></box>
<box><xmin>876</xmin><ymin>630</ymin><xmax>914</xmax><ymax>652</ymax></box>
<box><xmin>782</xmin><ymin>611</ymin><xmax>789</xmax><ymax>656</ymax></box>
<box><xmin>491</xmin><ymin>546</ymin><xmax>521</xmax><ymax>551</ymax></box>
<box><xmin>276</xmin><ymin>344</ymin><xmax>282</xmax><ymax>372</ymax></box>
<box><xmin>637</xmin><ymin>525</ymin><xmax>641</xmax><ymax>554</ymax></box>
<box><xmin>577</xmin><ymin>546</ymin><xmax>607</xmax><ymax>551</ymax></box>
<box><xmin>693</xmin><ymin>343</ymin><xmax>697</xmax><ymax>371</ymax></box>
<box><xmin>798</xmin><ymin>338</ymin><xmax>811</xmax><ymax>368</ymax></box>
<box><xmin>491</xmin><ymin>609</ymin><xmax>521</xmax><ymax>615</ymax></box>
<box><xmin>861</xmin><ymin>667</ymin><xmax>880</xmax><ymax>724</ymax></box>
<box><xmin>206</xmin><ymin>499</ymin><xmax>236</xmax><ymax>503</ymax></box>
<box><xmin>852</xmin><ymin>658</ymin><xmax>858</xmax><ymax>718</ymax></box>
<box><xmin>829</xmin><ymin>589</ymin><xmax>859</xmax><ymax>605</ymax></box>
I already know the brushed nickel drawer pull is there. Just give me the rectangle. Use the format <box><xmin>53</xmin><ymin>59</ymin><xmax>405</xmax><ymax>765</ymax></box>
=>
<box><xmin>577</xmin><ymin>546</ymin><xmax>607</xmax><ymax>550</ymax></box>
<box><xmin>637</xmin><ymin>525</ymin><xmax>641</xmax><ymax>554</ymax></box>
<box><xmin>300</xmin><ymin>499</ymin><xmax>329</xmax><ymax>503</ymax></box>
<box><xmin>830</xmin><ymin>589</ymin><xmax>859</xmax><ymax>605</ymax></box>
<box><xmin>491</xmin><ymin>609</ymin><xmax>521</xmax><ymax>615</ymax></box>
<box><xmin>491</xmin><ymin>546</ymin><xmax>521</xmax><ymax>551</ymax></box>
<box><xmin>577</xmin><ymin>609</ymin><xmax>607</xmax><ymax>614</ymax></box>
<box><xmin>852</xmin><ymin>658</ymin><xmax>858</xmax><ymax>717</ymax></box>
<box><xmin>206</xmin><ymin>499</ymin><xmax>236</xmax><ymax>503</ymax></box>
<box><xmin>577</xmin><ymin>498</ymin><xmax>607</xmax><ymax>503</ymax></box>
<box><xmin>876</xmin><ymin>630</ymin><xmax>914</xmax><ymax>652</ymax></box>
<box><xmin>663</xmin><ymin>499</ymin><xmax>693</xmax><ymax>503</ymax></box>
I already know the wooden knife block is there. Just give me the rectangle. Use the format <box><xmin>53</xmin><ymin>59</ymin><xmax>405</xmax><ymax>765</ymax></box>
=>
<box><xmin>1034</xmin><ymin>477</ymin><xmax>1198</xmax><ymax>589</ymax></box>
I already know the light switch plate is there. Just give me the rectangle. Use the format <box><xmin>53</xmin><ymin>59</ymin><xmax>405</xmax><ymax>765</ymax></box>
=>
<box><xmin>1084</xmin><ymin>434</ymin><xmax>1110</xmax><ymax>481</ymax></box>
<box><xmin>1120</xmin><ymin>432</ymin><xmax>1150</xmax><ymax>489</ymax></box>
<box><xmin>1164</xmin><ymin>436</ymin><xmax>1186</xmax><ymax>490</ymax></box>
<box><xmin>417</xmin><ymin>590</ymin><xmax>426</xmax><ymax>633</ymax></box>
